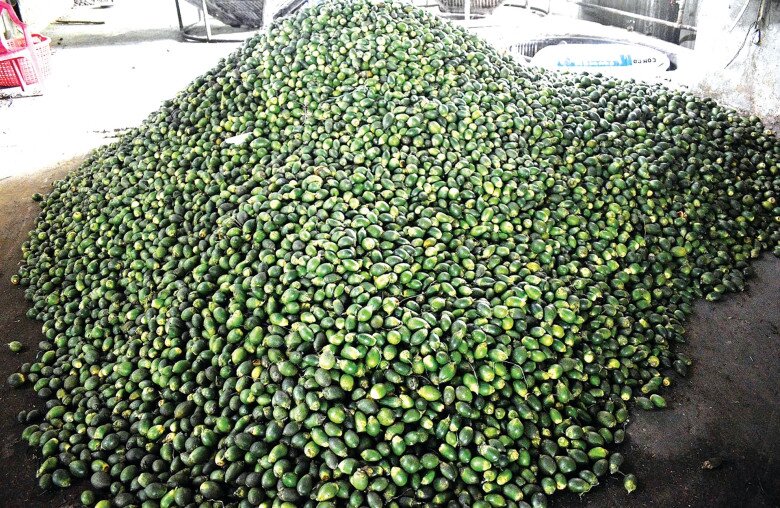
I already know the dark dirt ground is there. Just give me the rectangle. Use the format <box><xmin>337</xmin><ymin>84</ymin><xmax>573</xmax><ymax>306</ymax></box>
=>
<box><xmin>0</xmin><ymin>159</ymin><xmax>82</xmax><ymax>508</ymax></box>
<box><xmin>0</xmin><ymin>158</ymin><xmax>778</xmax><ymax>508</ymax></box>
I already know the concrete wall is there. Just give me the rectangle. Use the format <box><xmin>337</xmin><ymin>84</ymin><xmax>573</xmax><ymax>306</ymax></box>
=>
<box><xmin>692</xmin><ymin>0</ymin><xmax>780</xmax><ymax>131</ymax></box>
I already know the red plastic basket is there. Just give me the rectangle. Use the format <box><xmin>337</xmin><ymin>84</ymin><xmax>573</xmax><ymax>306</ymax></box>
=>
<box><xmin>0</xmin><ymin>33</ymin><xmax>51</xmax><ymax>87</ymax></box>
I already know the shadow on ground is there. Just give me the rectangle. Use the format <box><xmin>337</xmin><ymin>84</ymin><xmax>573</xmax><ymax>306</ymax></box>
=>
<box><xmin>49</xmin><ymin>27</ymin><xmax>182</xmax><ymax>47</ymax></box>
<box><xmin>48</xmin><ymin>25</ymin><xmax>256</xmax><ymax>48</ymax></box>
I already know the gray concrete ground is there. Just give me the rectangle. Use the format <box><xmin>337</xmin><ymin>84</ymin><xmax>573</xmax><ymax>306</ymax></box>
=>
<box><xmin>1</xmin><ymin>0</ymin><xmax>246</xmax><ymax>179</ymax></box>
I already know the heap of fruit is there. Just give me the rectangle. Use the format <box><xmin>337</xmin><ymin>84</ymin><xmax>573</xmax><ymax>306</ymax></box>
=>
<box><xmin>10</xmin><ymin>1</ymin><xmax>779</xmax><ymax>506</ymax></box>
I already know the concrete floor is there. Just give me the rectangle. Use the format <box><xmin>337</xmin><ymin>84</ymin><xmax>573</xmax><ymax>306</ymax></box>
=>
<box><xmin>0</xmin><ymin>1</ymin><xmax>779</xmax><ymax>507</ymax></box>
<box><xmin>1</xmin><ymin>0</ymin><xmax>245</xmax><ymax>179</ymax></box>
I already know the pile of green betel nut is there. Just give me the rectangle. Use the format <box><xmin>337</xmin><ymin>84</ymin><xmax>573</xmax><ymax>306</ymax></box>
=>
<box><xmin>8</xmin><ymin>1</ymin><xmax>779</xmax><ymax>506</ymax></box>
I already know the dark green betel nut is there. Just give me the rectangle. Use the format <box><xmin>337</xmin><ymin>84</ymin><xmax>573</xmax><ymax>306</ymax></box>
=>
<box><xmin>9</xmin><ymin>1</ymin><xmax>780</xmax><ymax>507</ymax></box>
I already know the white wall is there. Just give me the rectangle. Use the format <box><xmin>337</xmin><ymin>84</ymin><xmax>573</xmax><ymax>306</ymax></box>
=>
<box><xmin>692</xmin><ymin>0</ymin><xmax>780</xmax><ymax>131</ymax></box>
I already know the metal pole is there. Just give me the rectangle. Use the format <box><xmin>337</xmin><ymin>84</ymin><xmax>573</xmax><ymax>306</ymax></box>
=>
<box><xmin>174</xmin><ymin>0</ymin><xmax>184</xmax><ymax>32</ymax></box>
<box><xmin>200</xmin><ymin>0</ymin><xmax>212</xmax><ymax>42</ymax></box>
<box><xmin>675</xmin><ymin>0</ymin><xmax>686</xmax><ymax>28</ymax></box>
<box><xmin>570</xmin><ymin>0</ymin><xmax>698</xmax><ymax>32</ymax></box>
<box><xmin>464</xmin><ymin>0</ymin><xmax>470</xmax><ymax>22</ymax></box>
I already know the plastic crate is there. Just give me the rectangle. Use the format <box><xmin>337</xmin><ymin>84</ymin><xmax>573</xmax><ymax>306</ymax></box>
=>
<box><xmin>0</xmin><ymin>33</ymin><xmax>50</xmax><ymax>87</ymax></box>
